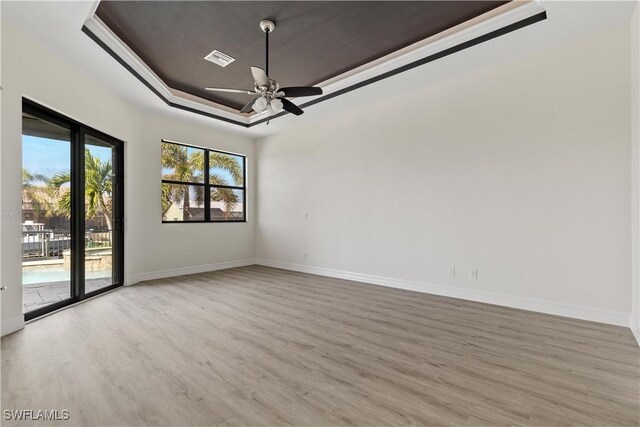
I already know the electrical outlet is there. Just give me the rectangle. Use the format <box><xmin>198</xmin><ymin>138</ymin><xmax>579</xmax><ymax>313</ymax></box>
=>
<box><xmin>469</xmin><ymin>269</ymin><xmax>478</xmax><ymax>280</ymax></box>
<box><xmin>304</xmin><ymin>212</ymin><xmax>309</xmax><ymax>220</ymax></box>
<box><xmin>303</xmin><ymin>252</ymin><xmax>308</xmax><ymax>260</ymax></box>
<box><xmin>184</xmin><ymin>253</ymin><xmax>189</xmax><ymax>262</ymax></box>
<box><xmin>449</xmin><ymin>267</ymin><xmax>455</xmax><ymax>277</ymax></box>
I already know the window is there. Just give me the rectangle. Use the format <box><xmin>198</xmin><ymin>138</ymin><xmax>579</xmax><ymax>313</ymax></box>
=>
<box><xmin>161</xmin><ymin>140</ymin><xmax>246</xmax><ymax>222</ymax></box>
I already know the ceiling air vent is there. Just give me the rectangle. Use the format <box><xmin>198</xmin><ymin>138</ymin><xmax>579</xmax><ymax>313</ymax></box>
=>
<box><xmin>204</xmin><ymin>50</ymin><xmax>235</xmax><ymax>67</ymax></box>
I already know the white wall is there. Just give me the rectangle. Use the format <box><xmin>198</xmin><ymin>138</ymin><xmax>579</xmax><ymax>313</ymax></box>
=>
<box><xmin>1</xmin><ymin>22</ymin><xmax>255</xmax><ymax>335</ymax></box>
<box><xmin>128</xmin><ymin>111</ymin><xmax>255</xmax><ymax>283</ymax></box>
<box><xmin>256</xmin><ymin>24</ymin><xmax>633</xmax><ymax>326</ymax></box>
<box><xmin>631</xmin><ymin>3</ymin><xmax>640</xmax><ymax>344</ymax></box>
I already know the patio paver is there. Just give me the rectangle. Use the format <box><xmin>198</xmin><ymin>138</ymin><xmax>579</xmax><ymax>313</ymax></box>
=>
<box><xmin>22</xmin><ymin>277</ymin><xmax>113</xmax><ymax>313</ymax></box>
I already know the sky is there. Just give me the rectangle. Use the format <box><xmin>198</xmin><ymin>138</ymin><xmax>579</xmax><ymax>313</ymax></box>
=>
<box><xmin>22</xmin><ymin>135</ymin><xmax>112</xmax><ymax>185</ymax></box>
<box><xmin>24</xmin><ymin>135</ymin><xmax>242</xmax><ymax>191</ymax></box>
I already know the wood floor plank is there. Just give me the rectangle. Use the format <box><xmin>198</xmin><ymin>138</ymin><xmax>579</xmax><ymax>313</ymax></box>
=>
<box><xmin>2</xmin><ymin>265</ymin><xmax>638</xmax><ymax>426</ymax></box>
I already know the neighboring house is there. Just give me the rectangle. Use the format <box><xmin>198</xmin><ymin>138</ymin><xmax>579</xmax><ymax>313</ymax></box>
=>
<box><xmin>22</xmin><ymin>188</ymin><xmax>110</xmax><ymax>230</ymax></box>
<box><xmin>164</xmin><ymin>201</ymin><xmax>244</xmax><ymax>221</ymax></box>
<box><xmin>22</xmin><ymin>187</ymin><xmax>67</xmax><ymax>229</ymax></box>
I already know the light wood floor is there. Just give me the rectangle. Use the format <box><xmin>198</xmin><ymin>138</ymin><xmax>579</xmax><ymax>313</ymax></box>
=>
<box><xmin>2</xmin><ymin>265</ymin><xmax>639</xmax><ymax>426</ymax></box>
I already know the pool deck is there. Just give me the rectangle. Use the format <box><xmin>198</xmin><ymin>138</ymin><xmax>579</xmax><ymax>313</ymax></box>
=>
<box><xmin>23</xmin><ymin>278</ymin><xmax>112</xmax><ymax>313</ymax></box>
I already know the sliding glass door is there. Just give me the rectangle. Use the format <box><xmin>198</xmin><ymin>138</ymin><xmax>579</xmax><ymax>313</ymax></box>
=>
<box><xmin>22</xmin><ymin>99</ymin><xmax>124</xmax><ymax>321</ymax></box>
<box><xmin>21</xmin><ymin>112</ymin><xmax>74</xmax><ymax>313</ymax></box>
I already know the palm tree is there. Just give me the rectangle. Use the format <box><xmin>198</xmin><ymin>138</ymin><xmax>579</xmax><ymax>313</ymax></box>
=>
<box><xmin>209</xmin><ymin>151</ymin><xmax>243</xmax><ymax>219</ymax></box>
<box><xmin>22</xmin><ymin>169</ymin><xmax>54</xmax><ymax>219</ymax></box>
<box><xmin>210</xmin><ymin>176</ymin><xmax>239</xmax><ymax>219</ymax></box>
<box><xmin>49</xmin><ymin>149</ymin><xmax>113</xmax><ymax>231</ymax></box>
<box><xmin>161</xmin><ymin>143</ymin><xmax>202</xmax><ymax>220</ymax></box>
<box><xmin>161</xmin><ymin>144</ymin><xmax>242</xmax><ymax>220</ymax></box>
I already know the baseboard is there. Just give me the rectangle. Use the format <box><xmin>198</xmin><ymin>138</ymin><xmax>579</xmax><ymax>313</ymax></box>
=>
<box><xmin>7</xmin><ymin>259</ymin><xmax>634</xmax><ymax>337</ymax></box>
<box><xmin>125</xmin><ymin>258</ymin><xmax>257</xmax><ymax>286</ymax></box>
<box><xmin>255</xmin><ymin>259</ymin><xmax>631</xmax><ymax>327</ymax></box>
<box><xmin>1</xmin><ymin>315</ymin><xmax>25</xmax><ymax>337</ymax></box>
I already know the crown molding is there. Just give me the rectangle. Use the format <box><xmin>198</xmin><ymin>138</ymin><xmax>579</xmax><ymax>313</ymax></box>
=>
<box><xmin>83</xmin><ymin>1</ymin><xmax>546</xmax><ymax>128</ymax></box>
<box><xmin>82</xmin><ymin>16</ymin><xmax>250</xmax><ymax>127</ymax></box>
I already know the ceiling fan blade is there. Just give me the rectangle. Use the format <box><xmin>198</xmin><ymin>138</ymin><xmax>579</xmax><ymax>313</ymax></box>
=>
<box><xmin>205</xmin><ymin>87</ymin><xmax>254</xmax><ymax>95</ymax></box>
<box><xmin>280</xmin><ymin>87</ymin><xmax>323</xmax><ymax>97</ymax></box>
<box><xmin>251</xmin><ymin>66</ymin><xmax>270</xmax><ymax>87</ymax></box>
<box><xmin>281</xmin><ymin>98</ymin><xmax>304</xmax><ymax>116</ymax></box>
<box><xmin>240</xmin><ymin>98</ymin><xmax>258</xmax><ymax>113</ymax></box>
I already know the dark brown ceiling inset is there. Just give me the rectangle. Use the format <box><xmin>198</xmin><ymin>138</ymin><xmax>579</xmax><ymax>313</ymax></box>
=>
<box><xmin>96</xmin><ymin>1</ymin><xmax>508</xmax><ymax>111</ymax></box>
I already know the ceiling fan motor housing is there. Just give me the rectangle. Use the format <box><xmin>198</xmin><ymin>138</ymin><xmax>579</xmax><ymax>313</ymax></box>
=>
<box><xmin>260</xmin><ymin>20</ymin><xmax>275</xmax><ymax>33</ymax></box>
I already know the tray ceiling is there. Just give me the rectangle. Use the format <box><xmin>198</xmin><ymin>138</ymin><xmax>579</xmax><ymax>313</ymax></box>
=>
<box><xmin>95</xmin><ymin>1</ymin><xmax>508</xmax><ymax>111</ymax></box>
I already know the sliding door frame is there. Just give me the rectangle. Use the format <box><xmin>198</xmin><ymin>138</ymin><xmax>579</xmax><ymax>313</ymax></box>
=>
<box><xmin>23</xmin><ymin>98</ymin><xmax>125</xmax><ymax>321</ymax></box>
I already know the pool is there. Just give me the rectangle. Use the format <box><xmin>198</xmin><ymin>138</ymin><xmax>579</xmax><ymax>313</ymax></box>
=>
<box><xmin>22</xmin><ymin>268</ymin><xmax>111</xmax><ymax>285</ymax></box>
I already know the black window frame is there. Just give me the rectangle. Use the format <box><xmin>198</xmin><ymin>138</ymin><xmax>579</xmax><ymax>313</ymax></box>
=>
<box><xmin>161</xmin><ymin>139</ymin><xmax>247</xmax><ymax>223</ymax></box>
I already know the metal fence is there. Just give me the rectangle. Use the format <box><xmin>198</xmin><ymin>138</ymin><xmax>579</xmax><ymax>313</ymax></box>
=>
<box><xmin>22</xmin><ymin>229</ymin><xmax>112</xmax><ymax>261</ymax></box>
<box><xmin>22</xmin><ymin>230</ymin><xmax>72</xmax><ymax>260</ymax></box>
<box><xmin>86</xmin><ymin>229</ymin><xmax>112</xmax><ymax>248</ymax></box>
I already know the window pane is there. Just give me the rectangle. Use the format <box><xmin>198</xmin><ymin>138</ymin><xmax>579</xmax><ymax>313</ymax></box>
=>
<box><xmin>162</xmin><ymin>184</ymin><xmax>206</xmax><ymax>221</ymax></box>
<box><xmin>85</xmin><ymin>135</ymin><xmax>116</xmax><ymax>293</ymax></box>
<box><xmin>209</xmin><ymin>151</ymin><xmax>244</xmax><ymax>187</ymax></box>
<box><xmin>211</xmin><ymin>188</ymin><xmax>244</xmax><ymax>221</ymax></box>
<box><xmin>161</xmin><ymin>143</ymin><xmax>204</xmax><ymax>183</ymax></box>
<box><xmin>22</xmin><ymin>113</ymin><xmax>72</xmax><ymax>313</ymax></box>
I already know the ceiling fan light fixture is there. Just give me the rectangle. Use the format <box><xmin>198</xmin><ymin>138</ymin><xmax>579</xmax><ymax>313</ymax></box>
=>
<box><xmin>253</xmin><ymin>97</ymin><xmax>268</xmax><ymax>113</ymax></box>
<box><xmin>270</xmin><ymin>98</ymin><xmax>283</xmax><ymax>113</ymax></box>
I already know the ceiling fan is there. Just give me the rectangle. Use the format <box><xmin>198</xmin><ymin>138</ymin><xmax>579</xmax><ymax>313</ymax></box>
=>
<box><xmin>205</xmin><ymin>19</ymin><xmax>323</xmax><ymax>118</ymax></box>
